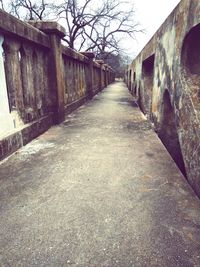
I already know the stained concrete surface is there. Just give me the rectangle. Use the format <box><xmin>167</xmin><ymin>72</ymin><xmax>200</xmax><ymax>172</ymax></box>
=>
<box><xmin>0</xmin><ymin>81</ymin><xmax>200</xmax><ymax>267</ymax></box>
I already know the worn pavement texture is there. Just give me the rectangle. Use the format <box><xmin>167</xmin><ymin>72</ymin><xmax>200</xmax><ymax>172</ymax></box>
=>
<box><xmin>0</xmin><ymin>81</ymin><xmax>200</xmax><ymax>267</ymax></box>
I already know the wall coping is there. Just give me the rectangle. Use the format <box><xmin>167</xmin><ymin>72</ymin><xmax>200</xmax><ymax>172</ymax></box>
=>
<box><xmin>0</xmin><ymin>10</ymin><xmax>50</xmax><ymax>48</ymax></box>
<box><xmin>29</xmin><ymin>21</ymin><xmax>66</xmax><ymax>38</ymax></box>
<box><xmin>62</xmin><ymin>45</ymin><xmax>89</xmax><ymax>63</ymax></box>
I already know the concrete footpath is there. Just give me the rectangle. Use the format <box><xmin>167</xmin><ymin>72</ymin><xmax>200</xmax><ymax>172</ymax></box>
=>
<box><xmin>0</xmin><ymin>81</ymin><xmax>200</xmax><ymax>267</ymax></box>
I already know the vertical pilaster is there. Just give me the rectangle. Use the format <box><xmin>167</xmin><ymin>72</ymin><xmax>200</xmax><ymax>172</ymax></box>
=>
<box><xmin>96</xmin><ymin>60</ymin><xmax>104</xmax><ymax>90</ymax></box>
<box><xmin>29</xmin><ymin>21</ymin><xmax>66</xmax><ymax>124</ymax></box>
<box><xmin>81</xmin><ymin>52</ymin><xmax>95</xmax><ymax>98</ymax></box>
<box><xmin>104</xmin><ymin>64</ymin><xmax>109</xmax><ymax>87</ymax></box>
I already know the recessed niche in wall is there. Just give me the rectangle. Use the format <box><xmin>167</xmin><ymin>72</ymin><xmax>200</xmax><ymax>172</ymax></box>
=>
<box><xmin>138</xmin><ymin>86</ymin><xmax>145</xmax><ymax>114</ymax></box>
<box><xmin>158</xmin><ymin>90</ymin><xmax>186</xmax><ymax>177</ymax></box>
<box><xmin>129</xmin><ymin>69</ymin><xmax>132</xmax><ymax>91</ymax></box>
<box><xmin>142</xmin><ymin>54</ymin><xmax>155</xmax><ymax>114</ymax></box>
<box><xmin>19</xmin><ymin>46</ymin><xmax>27</xmax><ymax>109</ymax></box>
<box><xmin>181</xmin><ymin>23</ymin><xmax>200</xmax><ymax>110</ymax></box>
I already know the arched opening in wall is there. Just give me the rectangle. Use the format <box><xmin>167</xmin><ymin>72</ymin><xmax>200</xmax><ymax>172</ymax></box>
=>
<box><xmin>142</xmin><ymin>54</ymin><xmax>155</xmax><ymax>114</ymax></box>
<box><xmin>132</xmin><ymin>71</ymin><xmax>136</xmax><ymax>95</ymax></box>
<box><xmin>133</xmin><ymin>72</ymin><xmax>136</xmax><ymax>81</ymax></box>
<box><xmin>138</xmin><ymin>86</ymin><xmax>145</xmax><ymax>113</ymax></box>
<box><xmin>2</xmin><ymin>41</ymin><xmax>16</xmax><ymax>110</ymax></box>
<box><xmin>181</xmin><ymin>23</ymin><xmax>200</xmax><ymax>110</ymax></box>
<box><xmin>129</xmin><ymin>69</ymin><xmax>132</xmax><ymax>91</ymax></box>
<box><xmin>33</xmin><ymin>50</ymin><xmax>43</xmax><ymax>117</ymax></box>
<box><xmin>19</xmin><ymin>46</ymin><xmax>28</xmax><ymax>110</ymax></box>
<box><xmin>158</xmin><ymin>90</ymin><xmax>186</xmax><ymax>177</ymax></box>
<box><xmin>134</xmin><ymin>84</ymin><xmax>137</xmax><ymax>95</ymax></box>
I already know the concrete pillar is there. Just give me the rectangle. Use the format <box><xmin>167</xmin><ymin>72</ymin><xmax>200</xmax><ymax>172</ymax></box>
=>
<box><xmin>95</xmin><ymin>60</ymin><xmax>104</xmax><ymax>90</ymax></box>
<box><xmin>29</xmin><ymin>21</ymin><xmax>66</xmax><ymax>124</ymax></box>
<box><xmin>81</xmin><ymin>52</ymin><xmax>95</xmax><ymax>98</ymax></box>
<box><xmin>0</xmin><ymin>35</ymin><xmax>14</xmax><ymax>136</ymax></box>
<box><xmin>104</xmin><ymin>64</ymin><xmax>109</xmax><ymax>87</ymax></box>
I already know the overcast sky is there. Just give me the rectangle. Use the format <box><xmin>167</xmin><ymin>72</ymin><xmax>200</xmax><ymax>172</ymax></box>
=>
<box><xmin>125</xmin><ymin>0</ymin><xmax>181</xmax><ymax>58</ymax></box>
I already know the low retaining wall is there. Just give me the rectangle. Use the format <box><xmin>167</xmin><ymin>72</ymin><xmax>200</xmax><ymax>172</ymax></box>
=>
<box><xmin>0</xmin><ymin>11</ymin><xmax>115</xmax><ymax>160</ymax></box>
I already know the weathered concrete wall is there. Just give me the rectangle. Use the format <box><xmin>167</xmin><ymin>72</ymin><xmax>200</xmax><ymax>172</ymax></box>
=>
<box><xmin>125</xmin><ymin>0</ymin><xmax>200</xmax><ymax>197</ymax></box>
<box><xmin>0</xmin><ymin>10</ymin><xmax>115</xmax><ymax>160</ymax></box>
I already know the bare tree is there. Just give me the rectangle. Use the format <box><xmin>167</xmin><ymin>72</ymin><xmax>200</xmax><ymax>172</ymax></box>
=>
<box><xmin>82</xmin><ymin>0</ymin><xmax>142</xmax><ymax>60</ymax></box>
<box><xmin>3</xmin><ymin>0</ymin><xmax>142</xmax><ymax>59</ymax></box>
<box><xmin>8</xmin><ymin>0</ymin><xmax>53</xmax><ymax>20</ymax></box>
<box><xmin>54</xmin><ymin>0</ymin><xmax>90</xmax><ymax>49</ymax></box>
<box><xmin>54</xmin><ymin>0</ymin><xmax>143</xmax><ymax>58</ymax></box>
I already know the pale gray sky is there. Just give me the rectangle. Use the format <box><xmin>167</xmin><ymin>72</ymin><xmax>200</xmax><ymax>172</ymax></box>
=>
<box><xmin>125</xmin><ymin>0</ymin><xmax>181</xmax><ymax>58</ymax></box>
<box><xmin>2</xmin><ymin>0</ymin><xmax>181</xmax><ymax>58</ymax></box>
